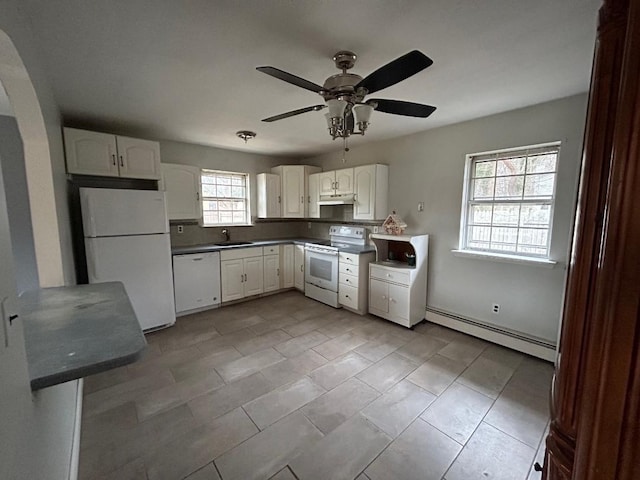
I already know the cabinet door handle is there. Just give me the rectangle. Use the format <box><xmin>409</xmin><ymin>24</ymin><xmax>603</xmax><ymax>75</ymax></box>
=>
<box><xmin>196</xmin><ymin>192</ymin><xmax>200</xmax><ymax>201</ymax></box>
<box><xmin>277</xmin><ymin>268</ymin><xmax>280</xmax><ymax>276</ymax></box>
<box><xmin>119</xmin><ymin>155</ymin><xmax>124</xmax><ymax>167</ymax></box>
<box><xmin>192</xmin><ymin>257</ymin><xmax>203</xmax><ymax>261</ymax></box>
<box><xmin>336</xmin><ymin>181</ymin><xmax>339</xmax><ymax>190</ymax></box>
<box><xmin>301</xmin><ymin>196</ymin><xmax>304</xmax><ymax>204</ymax></box>
<box><xmin>111</xmin><ymin>154</ymin><xmax>116</xmax><ymax>166</ymax></box>
<box><xmin>240</xmin><ymin>274</ymin><xmax>244</xmax><ymax>283</ymax></box>
<box><xmin>345</xmin><ymin>295</ymin><xmax>350</xmax><ymax>299</ymax></box>
<box><xmin>278</xmin><ymin>195</ymin><xmax>281</xmax><ymax>204</ymax></box>
<box><xmin>244</xmin><ymin>273</ymin><xmax>248</xmax><ymax>282</ymax></box>
<box><xmin>308</xmin><ymin>195</ymin><xmax>310</xmax><ymax>203</ymax></box>
<box><xmin>300</xmin><ymin>265</ymin><xmax>303</xmax><ymax>272</ymax></box>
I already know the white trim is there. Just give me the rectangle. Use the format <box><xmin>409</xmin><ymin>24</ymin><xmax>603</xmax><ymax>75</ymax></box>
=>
<box><xmin>451</xmin><ymin>249</ymin><xmax>557</xmax><ymax>267</ymax></box>
<box><xmin>425</xmin><ymin>309</ymin><xmax>556</xmax><ymax>362</ymax></box>
<box><xmin>459</xmin><ymin>141</ymin><xmax>561</xmax><ymax>260</ymax></box>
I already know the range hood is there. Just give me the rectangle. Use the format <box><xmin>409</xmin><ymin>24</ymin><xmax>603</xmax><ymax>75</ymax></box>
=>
<box><xmin>317</xmin><ymin>194</ymin><xmax>356</xmax><ymax>206</ymax></box>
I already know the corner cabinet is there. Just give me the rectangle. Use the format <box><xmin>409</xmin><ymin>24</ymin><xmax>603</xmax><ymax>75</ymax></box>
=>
<box><xmin>160</xmin><ymin>163</ymin><xmax>201</xmax><ymax>220</ymax></box>
<box><xmin>63</xmin><ymin>127</ymin><xmax>161</xmax><ymax>180</ymax></box>
<box><xmin>256</xmin><ymin>173</ymin><xmax>281</xmax><ymax>219</ymax></box>
<box><xmin>270</xmin><ymin>165</ymin><xmax>321</xmax><ymax>218</ymax></box>
<box><xmin>369</xmin><ymin>233</ymin><xmax>429</xmax><ymax>328</ymax></box>
<box><xmin>354</xmin><ymin>164</ymin><xmax>389</xmax><ymax>220</ymax></box>
<box><xmin>294</xmin><ymin>244</ymin><xmax>305</xmax><ymax>291</ymax></box>
<box><xmin>262</xmin><ymin>246</ymin><xmax>280</xmax><ymax>293</ymax></box>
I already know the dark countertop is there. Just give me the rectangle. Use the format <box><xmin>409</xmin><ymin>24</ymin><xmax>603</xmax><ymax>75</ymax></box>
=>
<box><xmin>172</xmin><ymin>238</ymin><xmax>325</xmax><ymax>255</ymax></box>
<box><xmin>172</xmin><ymin>238</ymin><xmax>376</xmax><ymax>255</ymax></box>
<box><xmin>20</xmin><ymin>282</ymin><xmax>147</xmax><ymax>391</ymax></box>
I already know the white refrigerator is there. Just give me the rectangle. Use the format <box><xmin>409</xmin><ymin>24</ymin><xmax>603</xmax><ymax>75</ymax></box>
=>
<box><xmin>80</xmin><ymin>187</ymin><xmax>176</xmax><ymax>331</ymax></box>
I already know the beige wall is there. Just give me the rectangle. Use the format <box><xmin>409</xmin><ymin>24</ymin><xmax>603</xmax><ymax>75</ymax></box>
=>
<box><xmin>305</xmin><ymin>94</ymin><xmax>588</xmax><ymax>343</ymax></box>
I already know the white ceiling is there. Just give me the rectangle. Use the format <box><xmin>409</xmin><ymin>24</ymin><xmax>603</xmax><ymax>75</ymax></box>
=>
<box><xmin>21</xmin><ymin>0</ymin><xmax>600</xmax><ymax>157</ymax></box>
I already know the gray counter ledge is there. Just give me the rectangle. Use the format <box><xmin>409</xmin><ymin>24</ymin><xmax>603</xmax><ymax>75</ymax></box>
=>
<box><xmin>19</xmin><ymin>281</ymin><xmax>147</xmax><ymax>391</ymax></box>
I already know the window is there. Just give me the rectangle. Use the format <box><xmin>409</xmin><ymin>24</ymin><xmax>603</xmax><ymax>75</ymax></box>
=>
<box><xmin>459</xmin><ymin>143</ymin><xmax>560</xmax><ymax>259</ymax></box>
<box><xmin>201</xmin><ymin>169</ymin><xmax>250</xmax><ymax>226</ymax></box>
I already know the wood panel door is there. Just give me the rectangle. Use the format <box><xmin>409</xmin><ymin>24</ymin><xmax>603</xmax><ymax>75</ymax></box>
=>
<box><xmin>544</xmin><ymin>1</ymin><xmax>640</xmax><ymax>479</ymax></box>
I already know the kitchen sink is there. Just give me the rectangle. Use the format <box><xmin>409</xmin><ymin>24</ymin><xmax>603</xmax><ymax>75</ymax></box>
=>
<box><xmin>214</xmin><ymin>241</ymin><xmax>253</xmax><ymax>246</ymax></box>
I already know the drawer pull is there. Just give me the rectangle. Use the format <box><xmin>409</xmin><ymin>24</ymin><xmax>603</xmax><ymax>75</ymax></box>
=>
<box><xmin>345</xmin><ymin>295</ymin><xmax>350</xmax><ymax>298</ymax></box>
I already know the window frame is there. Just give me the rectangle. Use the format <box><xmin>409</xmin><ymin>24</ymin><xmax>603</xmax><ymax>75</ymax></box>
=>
<box><xmin>200</xmin><ymin>169</ymin><xmax>252</xmax><ymax>227</ymax></box>
<box><xmin>457</xmin><ymin>141</ymin><xmax>561</xmax><ymax>262</ymax></box>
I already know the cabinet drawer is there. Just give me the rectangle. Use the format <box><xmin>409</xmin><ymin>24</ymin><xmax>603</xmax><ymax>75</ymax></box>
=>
<box><xmin>220</xmin><ymin>246</ymin><xmax>263</xmax><ymax>261</ymax></box>
<box><xmin>339</xmin><ymin>252</ymin><xmax>359</xmax><ymax>266</ymax></box>
<box><xmin>339</xmin><ymin>272</ymin><xmax>359</xmax><ymax>288</ymax></box>
<box><xmin>339</xmin><ymin>263</ymin><xmax>358</xmax><ymax>276</ymax></box>
<box><xmin>339</xmin><ymin>284</ymin><xmax>358</xmax><ymax>309</ymax></box>
<box><xmin>262</xmin><ymin>245</ymin><xmax>279</xmax><ymax>255</ymax></box>
<box><xmin>370</xmin><ymin>265</ymin><xmax>410</xmax><ymax>286</ymax></box>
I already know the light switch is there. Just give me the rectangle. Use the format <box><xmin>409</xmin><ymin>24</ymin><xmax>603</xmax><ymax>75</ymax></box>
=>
<box><xmin>417</xmin><ymin>202</ymin><xmax>425</xmax><ymax>212</ymax></box>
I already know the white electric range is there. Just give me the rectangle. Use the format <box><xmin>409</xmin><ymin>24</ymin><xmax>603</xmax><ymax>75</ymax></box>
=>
<box><xmin>304</xmin><ymin>225</ymin><xmax>368</xmax><ymax>307</ymax></box>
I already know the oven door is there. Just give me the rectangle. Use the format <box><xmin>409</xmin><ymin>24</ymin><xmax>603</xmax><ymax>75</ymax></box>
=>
<box><xmin>305</xmin><ymin>247</ymin><xmax>339</xmax><ymax>292</ymax></box>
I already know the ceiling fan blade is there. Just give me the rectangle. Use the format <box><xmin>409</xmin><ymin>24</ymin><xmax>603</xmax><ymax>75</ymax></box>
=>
<box><xmin>369</xmin><ymin>99</ymin><xmax>436</xmax><ymax>118</ymax></box>
<box><xmin>262</xmin><ymin>105</ymin><xmax>326</xmax><ymax>122</ymax></box>
<box><xmin>356</xmin><ymin>51</ymin><xmax>433</xmax><ymax>94</ymax></box>
<box><xmin>256</xmin><ymin>66</ymin><xmax>323</xmax><ymax>93</ymax></box>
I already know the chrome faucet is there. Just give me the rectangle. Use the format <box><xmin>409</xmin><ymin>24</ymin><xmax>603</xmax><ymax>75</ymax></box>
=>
<box><xmin>221</xmin><ymin>228</ymin><xmax>230</xmax><ymax>242</ymax></box>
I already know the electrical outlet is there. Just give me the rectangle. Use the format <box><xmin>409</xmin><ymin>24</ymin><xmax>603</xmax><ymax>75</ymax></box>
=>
<box><xmin>492</xmin><ymin>303</ymin><xmax>500</xmax><ymax>314</ymax></box>
<box><xmin>372</xmin><ymin>226</ymin><xmax>379</xmax><ymax>233</ymax></box>
<box><xmin>308</xmin><ymin>222</ymin><xmax>311</xmax><ymax>229</ymax></box>
<box><xmin>418</xmin><ymin>201</ymin><xmax>425</xmax><ymax>212</ymax></box>
<box><xmin>177</xmin><ymin>225</ymin><xmax>184</xmax><ymax>234</ymax></box>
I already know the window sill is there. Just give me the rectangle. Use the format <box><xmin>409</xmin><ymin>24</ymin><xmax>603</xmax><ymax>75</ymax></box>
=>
<box><xmin>451</xmin><ymin>249</ymin><xmax>557</xmax><ymax>268</ymax></box>
<box><xmin>201</xmin><ymin>224</ymin><xmax>254</xmax><ymax>228</ymax></box>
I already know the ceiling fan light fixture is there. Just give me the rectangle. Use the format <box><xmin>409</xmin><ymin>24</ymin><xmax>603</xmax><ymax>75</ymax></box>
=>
<box><xmin>236</xmin><ymin>130</ymin><xmax>257</xmax><ymax>143</ymax></box>
<box><xmin>353</xmin><ymin>104</ymin><xmax>374</xmax><ymax>131</ymax></box>
<box><xmin>327</xmin><ymin>98</ymin><xmax>348</xmax><ymax>119</ymax></box>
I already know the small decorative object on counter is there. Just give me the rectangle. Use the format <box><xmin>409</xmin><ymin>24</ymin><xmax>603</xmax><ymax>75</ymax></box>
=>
<box><xmin>405</xmin><ymin>253</ymin><xmax>416</xmax><ymax>266</ymax></box>
<box><xmin>382</xmin><ymin>211</ymin><xmax>407</xmax><ymax>235</ymax></box>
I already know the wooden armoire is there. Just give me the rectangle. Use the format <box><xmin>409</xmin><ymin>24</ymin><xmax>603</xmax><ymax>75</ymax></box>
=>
<box><xmin>544</xmin><ymin>0</ymin><xmax>640</xmax><ymax>478</ymax></box>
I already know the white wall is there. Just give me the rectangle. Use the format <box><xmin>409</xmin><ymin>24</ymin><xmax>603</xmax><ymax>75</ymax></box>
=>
<box><xmin>0</xmin><ymin>4</ymin><xmax>80</xmax><ymax>479</ymax></box>
<box><xmin>0</xmin><ymin>115</ymin><xmax>39</xmax><ymax>292</ymax></box>
<box><xmin>0</xmin><ymin>2</ymin><xmax>75</xmax><ymax>287</ymax></box>
<box><xmin>305</xmin><ymin>94</ymin><xmax>588</xmax><ymax>343</ymax></box>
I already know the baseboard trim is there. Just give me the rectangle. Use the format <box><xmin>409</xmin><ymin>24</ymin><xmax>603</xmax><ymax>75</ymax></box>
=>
<box><xmin>425</xmin><ymin>308</ymin><xmax>557</xmax><ymax>362</ymax></box>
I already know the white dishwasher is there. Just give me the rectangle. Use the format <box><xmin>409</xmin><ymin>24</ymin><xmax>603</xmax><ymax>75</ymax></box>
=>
<box><xmin>173</xmin><ymin>252</ymin><xmax>221</xmax><ymax>315</ymax></box>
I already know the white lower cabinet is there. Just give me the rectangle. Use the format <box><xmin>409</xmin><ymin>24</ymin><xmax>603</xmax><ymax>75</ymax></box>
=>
<box><xmin>338</xmin><ymin>251</ymin><xmax>374</xmax><ymax>315</ymax></box>
<box><xmin>263</xmin><ymin>253</ymin><xmax>280</xmax><ymax>293</ymax></box>
<box><xmin>294</xmin><ymin>244</ymin><xmax>305</xmax><ymax>291</ymax></box>
<box><xmin>281</xmin><ymin>244</ymin><xmax>294</xmax><ymax>288</ymax></box>
<box><xmin>221</xmin><ymin>247</ymin><xmax>264</xmax><ymax>302</ymax></box>
<box><xmin>369</xmin><ymin>277</ymin><xmax>409</xmax><ymax>322</ymax></box>
<box><xmin>173</xmin><ymin>252</ymin><xmax>221</xmax><ymax>315</ymax></box>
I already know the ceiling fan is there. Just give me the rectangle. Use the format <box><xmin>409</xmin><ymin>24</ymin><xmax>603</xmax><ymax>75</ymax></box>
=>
<box><xmin>257</xmin><ymin>50</ymin><xmax>436</xmax><ymax>140</ymax></box>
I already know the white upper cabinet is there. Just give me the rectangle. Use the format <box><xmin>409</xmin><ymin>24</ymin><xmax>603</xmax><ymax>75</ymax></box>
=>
<box><xmin>64</xmin><ymin>128</ymin><xmax>161</xmax><ymax>180</ymax></box>
<box><xmin>257</xmin><ymin>173</ymin><xmax>281</xmax><ymax>219</ymax></box>
<box><xmin>318</xmin><ymin>171</ymin><xmax>336</xmax><ymax>196</ymax></box>
<box><xmin>116</xmin><ymin>136</ymin><xmax>161</xmax><ymax>180</ymax></box>
<box><xmin>353</xmin><ymin>164</ymin><xmax>389</xmax><ymax>220</ymax></box>
<box><xmin>318</xmin><ymin>168</ymin><xmax>354</xmax><ymax>196</ymax></box>
<box><xmin>270</xmin><ymin>165</ymin><xmax>321</xmax><ymax>218</ymax></box>
<box><xmin>64</xmin><ymin>128</ymin><xmax>119</xmax><ymax>177</ymax></box>
<box><xmin>308</xmin><ymin>172</ymin><xmax>321</xmax><ymax>219</ymax></box>
<box><xmin>335</xmin><ymin>168</ymin><xmax>354</xmax><ymax>195</ymax></box>
<box><xmin>160</xmin><ymin>163</ymin><xmax>201</xmax><ymax>220</ymax></box>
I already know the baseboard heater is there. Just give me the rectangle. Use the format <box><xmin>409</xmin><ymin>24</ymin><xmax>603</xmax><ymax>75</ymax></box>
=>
<box><xmin>425</xmin><ymin>307</ymin><xmax>556</xmax><ymax>362</ymax></box>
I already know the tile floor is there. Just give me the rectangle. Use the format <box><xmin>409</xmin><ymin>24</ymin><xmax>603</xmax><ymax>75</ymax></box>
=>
<box><xmin>79</xmin><ymin>290</ymin><xmax>552</xmax><ymax>480</ymax></box>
